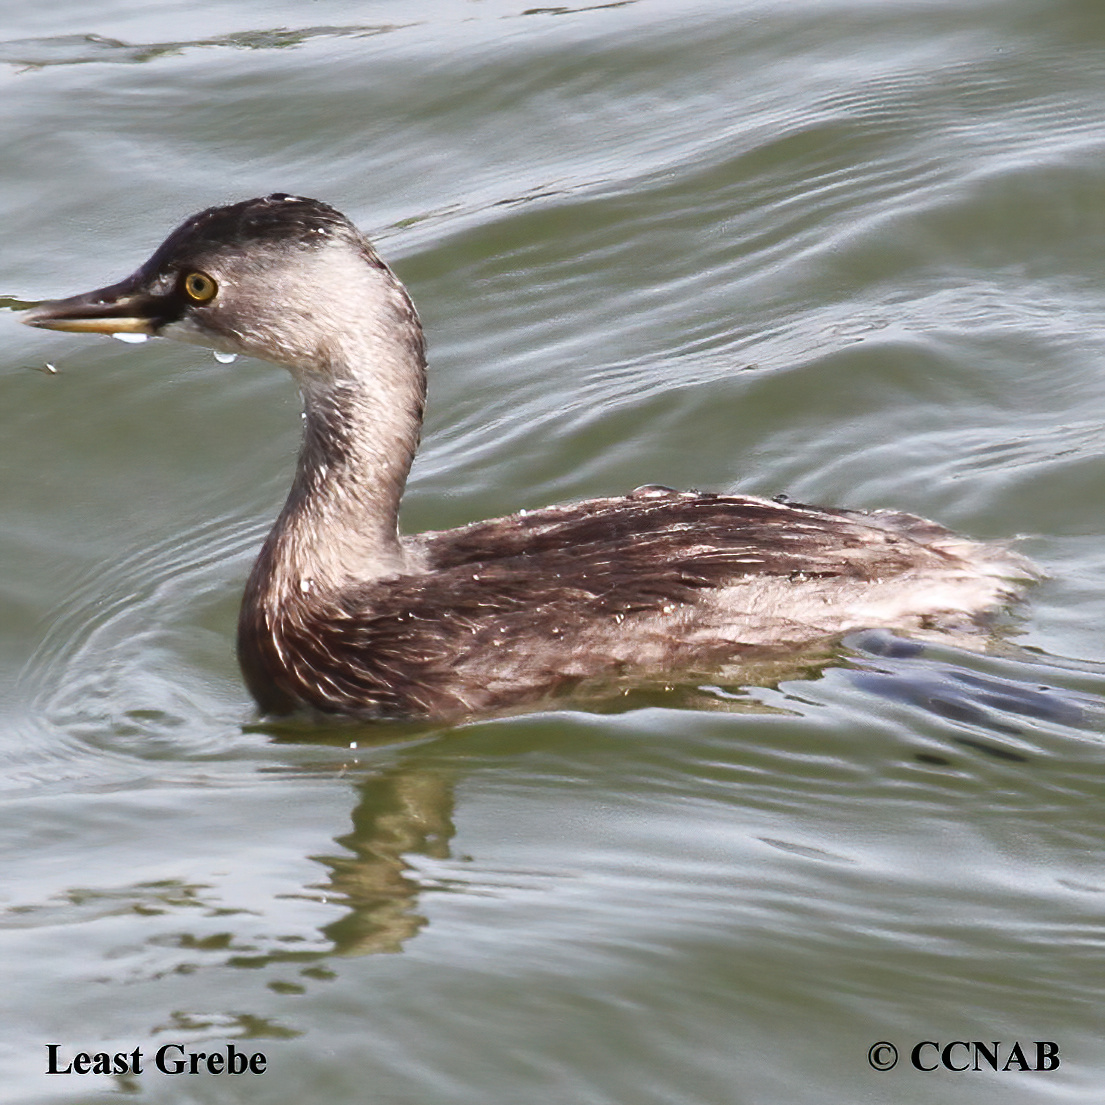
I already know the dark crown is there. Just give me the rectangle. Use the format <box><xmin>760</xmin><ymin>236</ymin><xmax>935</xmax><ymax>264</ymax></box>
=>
<box><xmin>143</xmin><ymin>194</ymin><xmax>358</xmax><ymax>274</ymax></box>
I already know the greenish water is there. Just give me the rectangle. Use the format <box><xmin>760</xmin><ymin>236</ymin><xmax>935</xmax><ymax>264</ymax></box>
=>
<box><xmin>3</xmin><ymin>1</ymin><xmax>1105</xmax><ymax>1102</ymax></box>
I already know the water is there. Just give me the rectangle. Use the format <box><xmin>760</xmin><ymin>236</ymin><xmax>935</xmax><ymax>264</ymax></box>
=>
<box><xmin>3</xmin><ymin>1</ymin><xmax>1105</xmax><ymax>1101</ymax></box>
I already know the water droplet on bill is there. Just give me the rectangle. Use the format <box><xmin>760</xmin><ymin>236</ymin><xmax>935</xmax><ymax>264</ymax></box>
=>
<box><xmin>112</xmin><ymin>332</ymin><xmax>148</xmax><ymax>344</ymax></box>
<box><xmin>213</xmin><ymin>351</ymin><xmax>238</xmax><ymax>364</ymax></box>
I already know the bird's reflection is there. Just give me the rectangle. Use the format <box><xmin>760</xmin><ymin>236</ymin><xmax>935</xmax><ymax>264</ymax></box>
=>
<box><xmin>314</xmin><ymin>764</ymin><xmax>456</xmax><ymax>955</ymax></box>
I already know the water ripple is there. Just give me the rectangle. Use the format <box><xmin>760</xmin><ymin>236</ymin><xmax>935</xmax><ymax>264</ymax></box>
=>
<box><xmin>16</xmin><ymin>510</ymin><xmax>263</xmax><ymax>767</ymax></box>
<box><xmin>0</xmin><ymin>25</ymin><xmax>403</xmax><ymax>71</ymax></box>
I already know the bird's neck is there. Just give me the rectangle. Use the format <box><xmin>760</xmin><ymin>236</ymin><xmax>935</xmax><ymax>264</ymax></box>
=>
<box><xmin>252</xmin><ymin>291</ymin><xmax>428</xmax><ymax>602</ymax></box>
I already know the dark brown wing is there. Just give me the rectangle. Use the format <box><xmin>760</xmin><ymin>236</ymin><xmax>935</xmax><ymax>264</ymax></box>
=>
<box><xmin>414</xmin><ymin>491</ymin><xmax>953</xmax><ymax>585</ymax></box>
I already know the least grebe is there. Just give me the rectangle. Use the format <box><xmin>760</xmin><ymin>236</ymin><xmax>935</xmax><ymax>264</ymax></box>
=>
<box><xmin>23</xmin><ymin>195</ymin><xmax>1033</xmax><ymax>719</ymax></box>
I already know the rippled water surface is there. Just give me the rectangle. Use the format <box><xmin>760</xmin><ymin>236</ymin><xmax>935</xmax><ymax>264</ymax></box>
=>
<box><xmin>4</xmin><ymin>1</ymin><xmax>1105</xmax><ymax>1102</ymax></box>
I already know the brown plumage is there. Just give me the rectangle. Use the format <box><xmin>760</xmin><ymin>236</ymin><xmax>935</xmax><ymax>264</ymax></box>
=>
<box><xmin>24</xmin><ymin>195</ymin><xmax>1034</xmax><ymax>721</ymax></box>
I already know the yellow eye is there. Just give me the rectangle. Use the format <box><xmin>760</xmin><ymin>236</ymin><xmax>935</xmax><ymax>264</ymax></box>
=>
<box><xmin>182</xmin><ymin>271</ymin><xmax>217</xmax><ymax>303</ymax></box>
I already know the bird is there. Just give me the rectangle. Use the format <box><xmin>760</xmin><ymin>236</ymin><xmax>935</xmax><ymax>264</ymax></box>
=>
<box><xmin>22</xmin><ymin>194</ymin><xmax>1034</xmax><ymax>721</ymax></box>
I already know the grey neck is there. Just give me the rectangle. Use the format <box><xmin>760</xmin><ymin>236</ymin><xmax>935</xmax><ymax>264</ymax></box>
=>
<box><xmin>258</xmin><ymin>265</ymin><xmax>428</xmax><ymax>599</ymax></box>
